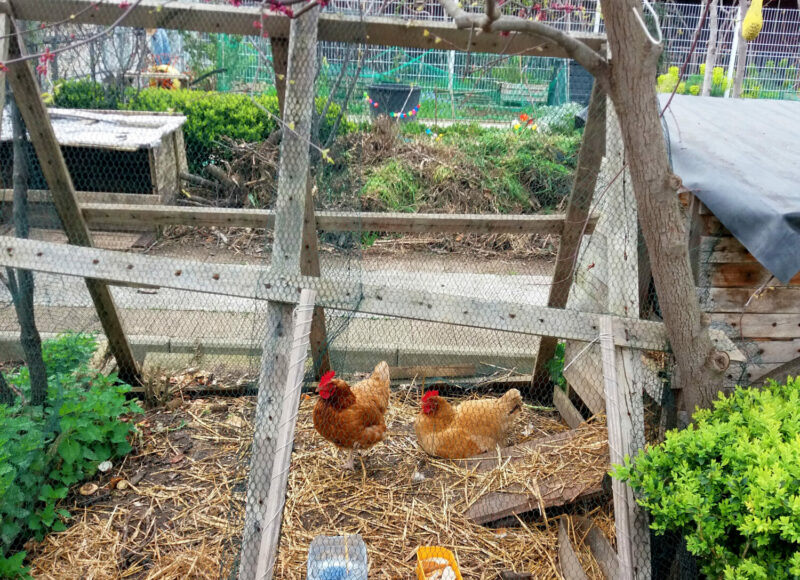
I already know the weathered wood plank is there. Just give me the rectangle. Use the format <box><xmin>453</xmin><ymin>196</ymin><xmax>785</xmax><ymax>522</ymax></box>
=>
<box><xmin>462</xmin><ymin>428</ymin><xmax>607</xmax><ymax>524</ymax></box>
<box><xmin>553</xmin><ymin>385</ymin><xmax>585</xmax><ymax>428</ymax></box>
<box><xmin>534</xmin><ymin>85</ymin><xmax>605</xmax><ymax>385</ymax></box>
<box><xmin>712</xmin><ymin>313</ymin><xmax>800</xmax><ymax>339</ymax></box>
<box><xmin>699</xmin><ymin>236</ymin><xmax>756</xmax><ymax>264</ymax></box>
<box><xmin>6</xmin><ymin>0</ymin><xmax>606</xmax><ymax>58</ymax></box>
<box><xmin>254</xmin><ymin>290</ymin><xmax>316</xmax><ymax>580</ymax></box>
<box><xmin>600</xmin><ymin>317</ymin><xmax>649</xmax><ymax>580</ymax></box>
<box><xmin>0</xmin><ymin>190</ymin><xmax>157</xmax><ymax>205</ymax></box>
<box><xmin>76</xmin><ymin>203</ymin><xmax>593</xmax><ymax>234</ymax></box>
<box><xmin>705</xmin><ymin>262</ymin><xmax>800</xmax><ymax>288</ymax></box>
<box><xmin>573</xmin><ymin>516</ymin><xmax>619</xmax><ymax>580</ymax></box>
<box><xmin>704</xmin><ymin>286</ymin><xmax>800</xmax><ymax>314</ymax></box>
<box><xmin>755</xmin><ymin>356</ymin><xmax>800</xmax><ymax>386</ymax></box>
<box><xmin>748</xmin><ymin>339</ymin><xmax>800</xmax><ymax>364</ymax></box>
<box><xmin>563</xmin><ymin>342</ymin><xmax>605</xmax><ymax>416</ymax></box>
<box><xmin>559</xmin><ymin>518</ymin><xmax>590</xmax><ymax>580</ymax></box>
<box><xmin>0</xmin><ymin>236</ymin><xmax>672</xmax><ymax>351</ymax></box>
<box><xmin>4</xmin><ymin>19</ymin><xmax>140</xmax><ymax>385</ymax></box>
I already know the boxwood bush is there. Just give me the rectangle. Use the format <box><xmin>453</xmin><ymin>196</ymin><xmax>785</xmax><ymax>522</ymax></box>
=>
<box><xmin>615</xmin><ymin>378</ymin><xmax>800</xmax><ymax>579</ymax></box>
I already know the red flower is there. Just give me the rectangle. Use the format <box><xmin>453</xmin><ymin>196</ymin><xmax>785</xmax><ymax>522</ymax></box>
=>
<box><xmin>519</xmin><ymin>113</ymin><xmax>530</xmax><ymax>122</ymax></box>
<box><xmin>253</xmin><ymin>19</ymin><xmax>263</xmax><ymax>29</ymax></box>
<box><xmin>40</xmin><ymin>48</ymin><xmax>55</xmax><ymax>65</ymax></box>
<box><xmin>0</xmin><ymin>63</ymin><xmax>7</xmax><ymax>72</ymax></box>
<box><xmin>119</xmin><ymin>0</ymin><xmax>131</xmax><ymax>8</ymax></box>
<box><xmin>229</xmin><ymin>0</ymin><xmax>242</xmax><ymax>6</ymax></box>
<box><xmin>499</xmin><ymin>30</ymin><xmax>510</xmax><ymax>36</ymax></box>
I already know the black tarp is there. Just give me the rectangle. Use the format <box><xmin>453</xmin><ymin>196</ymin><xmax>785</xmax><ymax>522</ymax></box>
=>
<box><xmin>660</xmin><ymin>94</ymin><xmax>800</xmax><ymax>284</ymax></box>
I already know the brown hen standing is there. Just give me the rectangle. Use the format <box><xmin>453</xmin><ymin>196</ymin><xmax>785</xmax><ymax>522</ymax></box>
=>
<box><xmin>312</xmin><ymin>361</ymin><xmax>391</xmax><ymax>471</ymax></box>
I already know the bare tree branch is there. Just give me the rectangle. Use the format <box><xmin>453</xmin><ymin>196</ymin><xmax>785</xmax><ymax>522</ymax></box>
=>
<box><xmin>438</xmin><ymin>0</ymin><xmax>609</xmax><ymax>87</ymax></box>
<box><xmin>484</xmin><ymin>0</ymin><xmax>501</xmax><ymax>32</ymax></box>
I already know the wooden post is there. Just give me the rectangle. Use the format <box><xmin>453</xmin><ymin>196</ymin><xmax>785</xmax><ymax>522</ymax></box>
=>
<box><xmin>599</xmin><ymin>316</ymin><xmax>650</xmax><ymax>580</ymax></box>
<box><xmin>3</xmin><ymin>16</ymin><xmax>140</xmax><ymax>385</ymax></box>
<box><xmin>270</xmin><ymin>37</ymin><xmax>289</xmax><ymax>117</ymax></box>
<box><xmin>239</xmin><ymin>6</ymin><xmax>320</xmax><ymax>579</ymax></box>
<box><xmin>272</xmin><ymin>31</ymin><xmax>330</xmax><ymax>379</ymax></box>
<box><xmin>533</xmin><ymin>84</ymin><xmax>606</xmax><ymax>387</ymax></box>
<box><xmin>254</xmin><ymin>289</ymin><xmax>316</xmax><ymax>580</ymax></box>
<box><xmin>0</xmin><ymin>14</ymin><xmax>9</xmax><ymax>134</ymax></box>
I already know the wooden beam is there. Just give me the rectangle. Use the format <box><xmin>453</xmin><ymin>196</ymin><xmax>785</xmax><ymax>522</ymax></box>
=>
<box><xmin>240</xmin><ymin>6</ymin><xmax>320</xmax><ymax>579</ymax></box>
<box><xmin>0</xmin><ymin>235</ymin><xmax>673</xmax><ymax>351</ymax></box>
<box><xmin>301</xmin><ymin>177</ymin><xmax>331</xmax><ymax>379</ymax></box>
<box><xmin>573</xmin><ymin>516</ymin><xmax>619</xmax><ymax>580</ymax></box>
<box><xmin>254</xmin><ymin>289</ymin><xmax>316</xmax><ymax>580</ymax></box>
<box><xmin>5</xmin><ymin>0</ymin><xmax>606</xmax><ymax>58</ymax></box>
<box><xmin>599</xmin><ymin>317</ymin><xmax>650</xmax><ymax>580</ymax></box>
<box><xmin>1</xmin><ymin>190</ymin><xmax>158</xmax><ymax>205</ymax></box>
<box><xmin>3</xmin><ymin>17</ymin><xmax>140</xmax><ymax>385</ymax></box>
<box><xmin>74</xmin><ymin>203</ymin><xmax>590</xmax><ymax>234</ymax></box>
<box><xmin>534</xmin><ymin>84</ymin><xmax>606</xmax><ymax>387</ymax></box>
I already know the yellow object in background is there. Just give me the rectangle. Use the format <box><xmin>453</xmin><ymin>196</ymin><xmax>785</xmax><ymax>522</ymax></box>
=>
<box><xmin>149</xmin><ymin>65</ymin><xmax>182</xmax><ymax>90</ymax></box>
<box><xmin>415</xmin><ymin>546</ymin><xmax>463</xmax><ymax>580</ymax></box>
<box><xmin>742</xmin><ymin>0</ymin><xmax>763</xmax><ymax>42</ymax></box>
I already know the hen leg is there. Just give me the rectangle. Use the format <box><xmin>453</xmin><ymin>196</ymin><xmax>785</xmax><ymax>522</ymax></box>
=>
<box><xmin>341</xmin><ymin>447</ymin><xmax>355</xmax><ymax>471</ymax></box>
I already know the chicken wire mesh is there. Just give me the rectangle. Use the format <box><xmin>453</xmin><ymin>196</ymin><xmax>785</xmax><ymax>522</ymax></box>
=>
<box><xmin>0</xmin><ymin>1</ymin><xmax>790</xmax><ymax>579</ymax></box>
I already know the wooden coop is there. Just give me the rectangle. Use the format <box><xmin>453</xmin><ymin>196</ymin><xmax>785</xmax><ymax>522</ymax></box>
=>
<box><xmin>665</xmin><ymin>95</ymin><xmax>800</xmax><ymax>387</ymax></box>
<box><xmin>0</xmin><ymin>1</ymin><xmax>749</xmax><ymax>579</ymax></box>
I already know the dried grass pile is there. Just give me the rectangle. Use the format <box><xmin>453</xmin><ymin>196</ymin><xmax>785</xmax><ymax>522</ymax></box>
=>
<box><xmin>24</xmin><ymin>386</ymin><xmax>613</xmax><ymax>579</ymax></box>
<box><xmin>276</xmin><ymin>387</ymin><xmax>613</xmax><ymax>579</ymax></box>
<box><xmin>26</xmin><ymin>398</ymin><xmax>254</xmax><ymax>580</ymax></box>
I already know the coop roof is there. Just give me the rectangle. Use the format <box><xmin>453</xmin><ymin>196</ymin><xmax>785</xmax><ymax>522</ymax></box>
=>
<box><xmin>0</xmin><ymin>107</ymin><xmax>187</xmax><ymax>152</ymax></box>
<box><xmin>660</xmin><ymin>94</ymin><xmax>800</xmax><ymax>284</ymax></box>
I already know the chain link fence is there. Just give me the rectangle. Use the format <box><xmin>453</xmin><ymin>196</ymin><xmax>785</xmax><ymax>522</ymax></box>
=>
<box><xmin>0</xmin><ymin>1</ymin><xmax>792</xmax><ymax>579</ymax></box>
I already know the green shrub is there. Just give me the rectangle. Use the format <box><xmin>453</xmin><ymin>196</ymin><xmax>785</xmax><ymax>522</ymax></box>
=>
<box><xmin>614</xmin><ymin>379</ymin><xmax>800</xmax><ymax>579</ymax></box>
<box><xmin>546</xmin><ymin>342</ymin><xmax>567</xmax><ymax>391</ymax></box>
<box><xmin>52</xmin><ymin>78</ymin><xmax>129</xmax><ymax>110</ymax></box>
<box><xmin>0</xmin><ymin>333</ymin><xmax>142</xmax><ymax>578</ymax></box>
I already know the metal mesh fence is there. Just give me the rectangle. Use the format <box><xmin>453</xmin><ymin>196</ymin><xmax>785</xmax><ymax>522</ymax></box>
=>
<box><xmin>0</xmin><ymin>1</ymin><xmax>794</xmax><ymax>579</ymax></box>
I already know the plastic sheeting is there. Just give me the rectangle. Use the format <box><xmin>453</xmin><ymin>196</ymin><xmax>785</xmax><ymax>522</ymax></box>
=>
<box><xmin>660</xmin><ymin>94</ymin><xmax>800</xmax><ymax>284</ymax></box>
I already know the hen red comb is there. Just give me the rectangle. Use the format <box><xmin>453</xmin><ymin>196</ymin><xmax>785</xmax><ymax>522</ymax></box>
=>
<box><xmin>319</xmin><ymin>370</ymin><xmax>336</xmax><ymax>389</ymax></box>
<box><xmin>421</xmin><ymin>390</ymin><xmax>439</xmax><ymax>403</ymax></box>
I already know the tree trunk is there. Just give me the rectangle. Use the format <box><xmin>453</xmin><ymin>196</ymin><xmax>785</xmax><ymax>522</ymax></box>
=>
<box><xmin>0</xmin><ymin>371</ymin><xmax>15</xmax><ymax>406</ymax></box>
<box><xmin>9</xmin><ymin>96</ymin><xmax>48</xmax><ymax>408</ymax></box>
<box><xmin>733</xmin><ymin>0</ymin><xmax>749</xmax><ymax>98</ymax></box>
<box><xmin>601</xmin><ymin>0</ymin><xmax>724</xmax><ymax>416</ymax></box>
<box><xmin>701</xmin><ymin>0</ymin><xmax>719</xmax><ymax>96</ymax></box>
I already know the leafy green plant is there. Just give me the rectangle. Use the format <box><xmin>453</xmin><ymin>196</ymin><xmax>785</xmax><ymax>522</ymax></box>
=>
<box><xmin>545</xmin><ymin>342</ymin><xmax>567</xmax><ymax>391</ymax></box>
<box><xmin>0</xmin><ymin>333</ymin><xmax>142</xmax><ymax>577</ymax></box>
<box><xmin>614</xmin><ymin>378</ymin><xmax>800</xmax><ymax>579</ymax></box>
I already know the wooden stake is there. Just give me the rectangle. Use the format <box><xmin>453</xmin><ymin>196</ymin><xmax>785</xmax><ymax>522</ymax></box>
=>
<box><xmin>533</xmin><ymin>84</ymin><xmax>606</xmax><ymax>388</ymax></box>
<box><xmin>3</xmin><ymin>14</ymin><xmax>140</xmax><ymax>385</ymax></box>
<box><xmin>599</xmin><ymin>316</ymin><xmax>650</xmax><ymax>580</ymax></box>
<box><xmin>254</xmin><ymin>289</ymin><xmax>316</xmax><ymax>580</ymax></box>
<box><xmin>239</xmin><ymin>6</ymin><xmax>320</xmax><ymax>579</ymax></box>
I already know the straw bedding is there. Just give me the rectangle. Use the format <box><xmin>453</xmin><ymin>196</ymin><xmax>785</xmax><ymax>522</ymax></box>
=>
<box><xmin>26</xmin><ymin>386</ymin><xmax>613</xmax><ymax>579</ymax></box>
